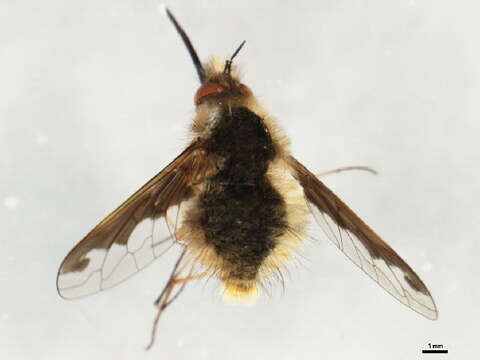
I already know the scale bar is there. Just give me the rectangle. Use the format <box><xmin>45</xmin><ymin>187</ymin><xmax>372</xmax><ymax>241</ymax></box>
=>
<box><xmin>422</xmin><ymin>350</ymin><xmax>448</xmax><ymax>354</ymax></box>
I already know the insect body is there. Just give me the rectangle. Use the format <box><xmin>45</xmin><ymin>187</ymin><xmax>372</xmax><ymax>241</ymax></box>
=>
<box><xmin>57</xmin><ymin>8</ymin><xmax>438</xmax><ymax>349</ymax></box>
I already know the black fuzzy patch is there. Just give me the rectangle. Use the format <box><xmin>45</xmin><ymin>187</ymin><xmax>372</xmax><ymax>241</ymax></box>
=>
<box><xmin>200</xmin><ymin>107</ymin><xmax>287</xmax><ymax>280</ymax></box>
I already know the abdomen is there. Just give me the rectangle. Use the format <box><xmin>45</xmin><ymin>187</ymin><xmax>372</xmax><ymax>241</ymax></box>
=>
<box><xmin>184</xmin><ymin>106</ymin><xmax>308</xmax><ymax>302</ymax></box>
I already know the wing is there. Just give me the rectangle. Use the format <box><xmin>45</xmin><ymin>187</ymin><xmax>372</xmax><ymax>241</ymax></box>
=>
<box><xmin>288</xmin><ymin>156</ymin><xmax>438</xmax><ymax>320</ymax></box>
<box><xmin>57</xmin><ymin>141</ymin><xmax>214</xmax><ymax>299</ymax></box>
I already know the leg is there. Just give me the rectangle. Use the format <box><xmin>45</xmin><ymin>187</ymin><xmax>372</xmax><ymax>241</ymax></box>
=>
<box><xmin>316</xmin><ymin>165</ymin><xmax>377</xmax><ymax>178</ymax></box>
<box><xmin>146</xmin><ymin>248</ymin><xmax>207</xmax><ymax>350</ymax></box>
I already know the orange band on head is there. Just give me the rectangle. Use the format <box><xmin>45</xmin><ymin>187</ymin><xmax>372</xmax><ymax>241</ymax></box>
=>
<box><xmin>194</xmin><ymin>82</ymin><xmax>226</xmax><ymax>105</ymax></box>
<box><xmin>238</xmin><ymin>84</ymin><xmax>252</xmax><ymax>97</ymax></box>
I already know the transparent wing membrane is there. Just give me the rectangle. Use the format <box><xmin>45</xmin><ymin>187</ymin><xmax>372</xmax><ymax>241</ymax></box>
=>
<box><xmin>290</xmin><ymin>156</ymin><xmax>438</xmax><ymax>320</ymax></box>
<box><xmin>307</xmin><ymin>202</ymin><xmax>437</xmax><ymax>319</ymax></box>
<box><xmin>57</xmin><ymin>142</ymin><xmax>212</xmax><ymax>299</ymax></box>
<box><xmin>57</xmin><ymin>214</ymin><xmax>178</xmax><ymax>299</ymax></box>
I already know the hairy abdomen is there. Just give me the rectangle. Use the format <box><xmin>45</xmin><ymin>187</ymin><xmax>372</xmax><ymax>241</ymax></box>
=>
<box><xmin>184</xmin><ymin>106</ymin><xmax>307</xmax><ymax>302</ymax></box>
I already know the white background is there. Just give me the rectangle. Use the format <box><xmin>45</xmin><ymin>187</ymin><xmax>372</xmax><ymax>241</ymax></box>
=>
<box><xmin>1</xmin><ymin>0</ymin><xmax>478</xmax><ymax>359</ymax></box>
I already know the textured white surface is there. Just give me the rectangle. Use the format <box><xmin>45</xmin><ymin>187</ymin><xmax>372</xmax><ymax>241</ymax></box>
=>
<box><xmin>1</xmin><ymin>0</ymin><xmax>478</xmax><ymax>359</ymax></box>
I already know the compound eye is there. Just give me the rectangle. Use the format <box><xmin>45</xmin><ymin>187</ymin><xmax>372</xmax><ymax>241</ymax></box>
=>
<box><xmin>194</xmin><ymin>82</ymin><xmax>226</xmax><ymax>105</ymax></box>
<box><xmin>238</xmin><ymin>83</ymin><xmax>252</xmax><ymax>97</ymax></box>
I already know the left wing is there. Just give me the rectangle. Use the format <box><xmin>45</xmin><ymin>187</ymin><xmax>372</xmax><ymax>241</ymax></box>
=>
<box><xmin>288</xmin><ymin>156</ymin><xmax>438</xmax><ymax>320</ymax></box>
<box><xmin>57</xmin><ymin>141</ymin><xmax>215</xmax><ymax>299</ymax></box>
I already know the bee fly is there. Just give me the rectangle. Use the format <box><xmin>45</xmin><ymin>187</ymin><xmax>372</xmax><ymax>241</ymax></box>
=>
<box><xmin>57</xmin><ymin>7</ymin><xmax>438</xmax><ymax>349</ymax></box>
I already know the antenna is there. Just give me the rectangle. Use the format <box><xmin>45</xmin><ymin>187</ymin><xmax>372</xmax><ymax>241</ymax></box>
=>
<box><xmin>224</xmin><ymin>40</ymin><xmax>246</xmax><ymax>76</ymax></box>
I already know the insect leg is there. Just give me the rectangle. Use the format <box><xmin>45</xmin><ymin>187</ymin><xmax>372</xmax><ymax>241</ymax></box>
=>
<box><xmin>146</xmin><ymin>248</ymin><xmax>207</xmax><ymax>350</ymax></box>
<box><xmin>315</xmin><ymin>165</ymin><xmax>378</xmax><ymax>177</ymax></box>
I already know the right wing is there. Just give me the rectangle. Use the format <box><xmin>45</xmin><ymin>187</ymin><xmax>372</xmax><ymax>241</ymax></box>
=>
<box><xmin>288</xmin><ymin>156</ymin><xmax>438</xmax><ymax>320</ymax></box>
<box><xmin>57</xmin><ymin>141</ymin><xmax>215</xmax><ymax>299</ymax></box>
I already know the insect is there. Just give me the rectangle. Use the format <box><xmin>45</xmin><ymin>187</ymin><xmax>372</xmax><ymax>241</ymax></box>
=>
<box><xmin>57</xmin><ymin>8</ymin><xmax>438</xmax><ymax>349</ymax></box>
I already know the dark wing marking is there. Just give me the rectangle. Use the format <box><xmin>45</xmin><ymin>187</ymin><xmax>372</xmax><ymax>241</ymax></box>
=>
<box><xmin>288</xmin><ymin>156</ymin><xmax>438</xmax><ymax>320</ymax></box>
<box><xmin>57</xmin><ymin>141</ymin><xmax>214</xmax><ymax>299</ymax></box>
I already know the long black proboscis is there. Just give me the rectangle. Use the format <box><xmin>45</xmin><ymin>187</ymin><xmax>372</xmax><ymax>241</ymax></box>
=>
<box><xmin>165</xmin><ymin>8</ymin><xmax>205</xmax><ymax>83</ymax></box>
